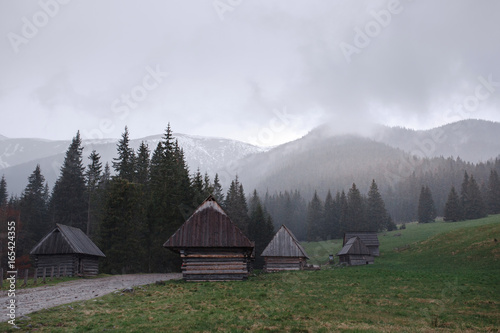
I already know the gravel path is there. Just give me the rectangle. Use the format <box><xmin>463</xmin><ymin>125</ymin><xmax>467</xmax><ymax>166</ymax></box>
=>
<box><xmin>1</xmin><ymin>273</ymin><xmax>182</xmax><ymax>321</ymax></box>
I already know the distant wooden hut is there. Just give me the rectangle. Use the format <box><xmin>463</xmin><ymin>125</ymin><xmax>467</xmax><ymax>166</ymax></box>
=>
<box><xmin>261</xmin><ymin>225</ymin><xmax>309</xmax><ymax>272</ymax></box>
<box><xmin>163</xmin><ymin>195</ymin><xmax>255</xmax><ymax>281</ymax></box>
<box><xmin>30</xmin><ymin>224</ymin><xmax>105</xmax><ymax>277</ymax></box>
<box><xmin>337</xmin><ymin>236</ymin><xmax>374</xmax><ymax>266</ymax></box>
<box><xmin>343</xmin><ymin>232</ymin><xmax>380</xmax><ymax>256</ymax></box>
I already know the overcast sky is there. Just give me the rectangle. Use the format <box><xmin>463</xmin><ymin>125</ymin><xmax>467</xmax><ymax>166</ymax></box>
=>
<box><xmin>1</xmin><ymin>0</ymin><xmax>499</xmax><ymax>146</ymax></box>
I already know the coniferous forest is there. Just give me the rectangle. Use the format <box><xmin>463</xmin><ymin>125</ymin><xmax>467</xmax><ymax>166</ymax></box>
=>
<box><xmin>1</xmin><ymin>124</ymin><xmax>500</xmax><ymax>274</ymax></box>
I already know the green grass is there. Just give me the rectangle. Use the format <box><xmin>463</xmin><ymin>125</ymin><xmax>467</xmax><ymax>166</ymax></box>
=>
<box><xmin>3</xmin><ymin>216</ymin><xmax>499</xmax><ymax>332</ymax></box>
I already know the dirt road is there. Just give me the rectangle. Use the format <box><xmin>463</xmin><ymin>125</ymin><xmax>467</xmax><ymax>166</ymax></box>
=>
<box><xmin>1</xmin><ymin>273</ymin><xmax>182</xmax><ymax>321</ymax></box>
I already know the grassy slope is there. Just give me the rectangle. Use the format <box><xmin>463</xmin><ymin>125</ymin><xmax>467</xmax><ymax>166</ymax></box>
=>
<box><xmin>3</xmin><ymin>216</ymin><xmax>499</xmax><ymax>332</ymax></box>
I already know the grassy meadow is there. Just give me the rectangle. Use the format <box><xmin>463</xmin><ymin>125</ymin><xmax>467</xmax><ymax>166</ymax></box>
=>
<box><xmin>3</xmin><ymin>215</ymin><xmax>499</xmax><ymax>332</ymax></box>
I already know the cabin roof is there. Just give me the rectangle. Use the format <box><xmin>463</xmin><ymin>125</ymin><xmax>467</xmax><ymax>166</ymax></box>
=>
<box><xmin>337</xmin><ymin>236</ymin><xmax>371</xmax><ymax>256</ymax></box>
<box><xmin>344</xmin><ymin>232</ymin><xmax>379</xmax><ymax>247</ymax></box>
<box><xmin>261</xmin><ymin>225</ymin><xmax>309</xmax><ymax>258</ymax></box>
<box><xmin>30</xmin><ymin>224</ymin><xmax>105</xmax><ymax>257</ymax></box>
<box><xmin>163</xmin><ymin>195</ymin><xmax>254</xmax><ymax>249</ymax></box>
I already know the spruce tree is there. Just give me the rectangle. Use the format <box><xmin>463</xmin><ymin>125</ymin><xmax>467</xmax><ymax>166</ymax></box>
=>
<box><xmin>50</xmin><ymin>131</ymin><xmax>87</xmax><ymax>230</ymax></box>
<box><xmin>248</xmin><ymin>190</ymin><xmax>275</xmax><ymax>268</ymax></box>
<box><xmin>225</xmin><ymin>176</ymin><xmax>249</xmax><ymax>234</ymax></box>
<box><xmin>444</xmin><ymin>186</ymin><xmax>461</xmax><ymax>222</ymax></box>
<box><xmin>212</xmin><ymin>173</ymin><xmax>224</xmax><ymax>203</ymax></box>
<box><xmin>99</xmin><ymin>179</ymin><xmax>145</xmax><ymax>274</ymax></box>
<box><xmin>466</xmin><ymin>175</ymin><xmax>487</xmax><ymax>219</ymax></box>
<box><xmin>146</xmin><ymin>124</ymin><xmax>192</xmax><ymax>272</ymax></box>
<box><xmin>346</xmin><ymin>183</ymin><xmax>366</xmax><ymax>231</ymax></box>
<box><xmin>417</xmin><ymin>186</ymin><xmax>436</xmax><ymax>223</ymax></box>
<box><xmin>324</xmin><ymin>190</ymin><xmax>340</xmax><ymax>239</ymax></box>
<box><xmin>367</xmin><ymin>179</ymin><xmax>388</xmax><ymax>232</ymax></box>
<box><xmin>192</xmin><ymin>168</ymin><xmax>205</xmax><ymax>206</ymax></box>
<box><xmin>135</xmin><ymin>141</ymin><xmax>150</xmax><ymax>186</ymax></box>
<box><xmin>85</xmin><ymin>150</ymin><xmax>102</xmax><ymax>236</ymax></box>
<box><xmin>20</xmin><ymin>165</ymin><xmax>50</xmax><ymax>253</ymax></box>
<box><xmin>306</xmin><ymin>191</ymin><xmax>324</xmax><ymax>241</ymax></box>
<box><xmin>0</xmin><ymin>175</ymin><xmax>7</xmax><ymax>207</ymax></box>
<box><xmin>487</xmin><ymin>169</ymin><xmax>500</xmax><ymax>214</ymax></box>
<box><xmin>339</xmin><ymin>190</ymin><xmax>348</xmax><ymax>236</ymax></box>
<box><xmin>113</xmin><ymin>126</ymin><xmax>136</xmax><ymax>182</ymax></box>
<box><xmin>203</xmin><ymin>172</ymin><xmax>213</xmax><ymax>197</ymax></box>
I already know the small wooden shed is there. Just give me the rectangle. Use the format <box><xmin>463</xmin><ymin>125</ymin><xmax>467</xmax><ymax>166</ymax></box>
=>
<box><xmin>344</xmin><ymin>232</ymin><xmax>380</xmax><ymax>257</ymax></box>
<box><xmin>30</xmin><ymin>224</ymin><xmax>105</xmax><ymax>277</ymax></box>
<box><xmin>337</xmin><ymin>236</ymin><xmax>374</xmax><ymax>266</ymax></box>
<box><xmin>261</xmin><ymin>225</ymin><xmax>309</xmax><ymax>272</ymax></box>
<box><xmin>163</xmin><ymin>195</ymin><xmax>255</xmax><ymax>281</ymax></box>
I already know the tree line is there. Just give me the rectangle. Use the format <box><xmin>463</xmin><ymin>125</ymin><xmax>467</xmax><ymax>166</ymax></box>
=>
<box><xmin>0</xmin><ymin>125</ymin><xmax>274</xmax><ymax>273</ymax></box>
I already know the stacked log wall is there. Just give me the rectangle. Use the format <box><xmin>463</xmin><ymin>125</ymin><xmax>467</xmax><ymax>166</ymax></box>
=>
<box><xmin>263</xmin><ymin>257</ymin><xmax>305</xmax><ymax>272</ymax></box>
<box><xmin>181</xmin><ymin>252</ymin><xmax>250</xmax><ymax>281</ymax></box>
<box><xmin>34</xmin><ymin>255</ymin><xmax>77</xmax><ymax>277</ymax></box>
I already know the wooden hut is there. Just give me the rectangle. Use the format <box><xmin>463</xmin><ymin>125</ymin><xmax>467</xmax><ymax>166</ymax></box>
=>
<box><xmin>336</xmin><ymin>236</ymin><xmax>374</xmax><ymax>266</ymax></box>
<box><xmin>343</xmin><ymin>232</ymin><xmax>380</xmax><ymax>256</ymax></box>
<box><xmin>163</xmin><ymin>195</ymin><xmax>255</xmax><ymax>281</ymax></box>
<box><xmin>261</xmin><ymin>225</ymin><xmax>309</xmax><ymax>272</ymax></box>
<box><xmin>30</xmin><ymin>224</ymin><xmax>105</xmax><ymax>277</ymax></box>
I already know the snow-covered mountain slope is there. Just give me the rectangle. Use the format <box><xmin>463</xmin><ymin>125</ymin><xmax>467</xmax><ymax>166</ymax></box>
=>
<box><xmin>0</xmin><ymin>133</ymin><xmax>267</xmax><ymax>196</ymax></box>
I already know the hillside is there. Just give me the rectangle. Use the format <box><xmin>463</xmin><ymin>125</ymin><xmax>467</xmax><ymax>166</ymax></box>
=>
<box><xmin>3</xmin><ymin>215</ymin><xmax>499</xmax><ymax>332</ymax></box>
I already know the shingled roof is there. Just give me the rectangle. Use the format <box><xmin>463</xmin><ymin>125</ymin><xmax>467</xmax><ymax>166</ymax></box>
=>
<box><xmin>261</xmin><ymin>225</ymin><xmax>309</xmax><ymax>258</ymax></box>
<box><xmin>337</xmin><ymin>236</ymin><xmax>371</xmax><ymax>256</ymax></box>
<box><xmin>344</xmin><ymin>232</ymin><xmax>379</xmax><ymax>247</ymax></box>
<box><xmin>163</xmin><ymin>195</ymin><xmax>254</xmax><ymax>249</ymax></box>
<box><xmin>30</xmin><ymin>224</ymin><xmax>105</xmax><ymax>257</ymax></box>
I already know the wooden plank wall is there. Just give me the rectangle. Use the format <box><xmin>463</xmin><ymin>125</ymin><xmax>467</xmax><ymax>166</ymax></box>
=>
<box><xmin>263</xmin><ymin>257</ymin><xmax>305</xmax><ymax>272</ymax></box>
<box><xmin>181</xmin><ymin>252</ymin><xmax>250</xmax><ymax>281</ymax></box>
<box><xmin>34</xmin><ymin>255</ymin><xmax>77</xmax><ymax>277</ymax></box>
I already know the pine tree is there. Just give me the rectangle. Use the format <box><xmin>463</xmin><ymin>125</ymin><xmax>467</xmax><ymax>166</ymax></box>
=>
<box><xmin>20</xmin><ymin>165</ymin><xmax>50</xmax><ymax>253</ymax></box>
<box><xmin>417</xmin><ymin>186</ymin><xmax>436</xmax><ymax>223</ymax></box>
<box><xmin>339</xmin><ymin>190</ymin><xmax>348</xmax><ymax>236</ymax></box>
<box><xmin>466</xmin><ymin>175</ymin><xmax>487</xmax><ymax>219</ymax></box>
<box><xmin>307</xmin><ymin>191</ymin><xmax>324</xmax><ymax>241</ymax></box>
<box><xmin>135</xmin><ymin>141</ymin><xmax>150</xmax><ymax>186</ymax></box>
<box><xmin>113</xmin><ymin>126</ymin><xmax>136</xmax><ymax>182</ymax></box>
<box><xmin>0</xmin><ymin>175</ymin><xmax>7</xmax><ymax>207</ymax></box>
<box><xmin>99</xmin><ymin>179</ymin><xmax>146</xmax><ymax>274</ymax></box>
<box><xmin>192</xmin><ymin>168</ymin><xmax>205</xmax><ymax>206</ymax></box>
<box><xmin>203</xmin><ymin>172</ymin><xmax>213</xmax><ymax>197</ymax></box>
<box><xmin>346</xmin><ymin>183</ymin><xmax>366</xmax><ymax>231</ymax></box>
<box><xmin>225</xmin><ymin>176</ymin><xmax>249</xmax><ymax>234</ymax></box>
<box><xmin>145</xmin><ymin>124</ymin><xmax>193</xmax><ymax>272</ymax></box>
<box><xmin>50</xmin><ymin>131</ymin><xmax>87</xmax><ymax>230</ymax></box>
<box><xmin>212</xmin><ymin>173</ymin><xmax>224</xmax><ymax>204</ymax></box>
<box><xmin>487</xmin><ymin>169</ymin><xmax>500</xmax><ymax>214</ymax></box>
<box><xmin>367</xmin><ymin>179</ymin><xmax>388</xmax><ymax>231</ymax></box>
<box><xmin>324</xmin><ymin>190</ymin><xmax>339</xmax><ymax>239</ymax></box>
<box><xmin>460</xmin><ymin>171</ymin><xmax>471</xmax><ymax>220</ymax></box>
<box><xmin>85</xmin><ymin>150</ymin><xmax>102</xmax><ymax>236</ymax></box>
<box><xmin>444</xmin><ymin>186</ymin><xmax>461</xmax><ymax>222</ymax></box>
<box><xmin>248</xmin><ymin>190</ymin><xmax>275</xmax><ymax>268</ymax></box>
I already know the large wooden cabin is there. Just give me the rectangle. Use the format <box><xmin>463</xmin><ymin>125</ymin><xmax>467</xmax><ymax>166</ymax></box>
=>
<box><xmin>163</xmin><ymin>195</ymin><xmax>255</xmax><ymax>281</ymax></box>
<box><xmin>261</xmin><ymin>225</ymin><xmax>309</xmax><ymax>272</ymax></box>
<box><xmin>30</xmin><ymin>224</ymin><xmax>105</xmax><ymax>277</ymax></box>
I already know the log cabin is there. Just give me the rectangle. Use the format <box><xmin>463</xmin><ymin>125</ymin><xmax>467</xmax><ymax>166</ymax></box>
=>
<box><xmin>30</xmin><ymin>224</ymin><xmax>105</xmax><ymax>277</ymax></box>
<box><xmin>337</xmin><ymin>236</ymin><xmax>374</xmax><ymax>266</ymax></box>
<box><xmin>343</xmin><ymin>232</ymin><xmax>380</xmax><ymax>257</ymax></box>
<box><xmin>163</xmin><ymin>195</ymin><xmax>255</xmax><ymax>281</ymax></box>
<box><xmin>261</xmin><ymin>225</ymin><xmax>309</xmax><ymax>272</ymax></box>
